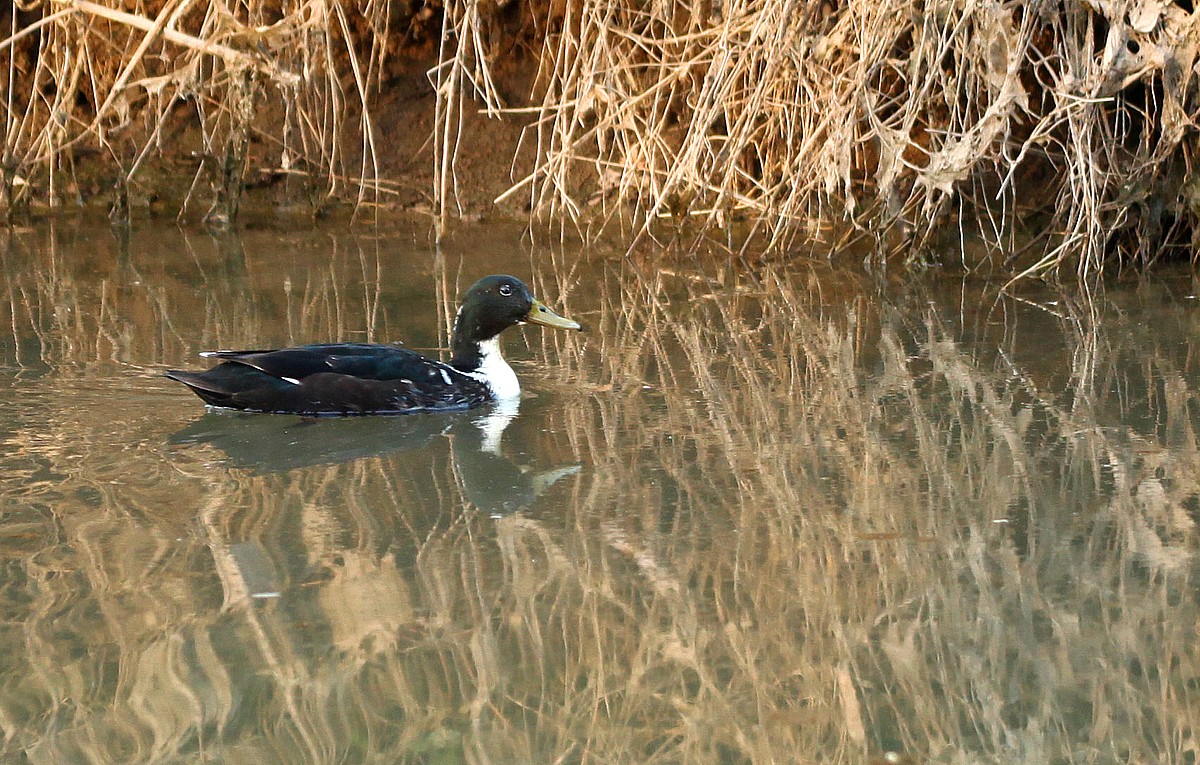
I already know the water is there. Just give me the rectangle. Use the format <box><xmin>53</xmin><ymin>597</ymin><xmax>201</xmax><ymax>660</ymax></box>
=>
<box><xmin>2</xmin><ymin>219</ymin><xmax>1199</xmax><ymax>764</ymax></box>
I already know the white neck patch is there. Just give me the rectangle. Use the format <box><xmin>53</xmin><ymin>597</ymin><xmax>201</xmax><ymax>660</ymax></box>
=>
<box><xmin>475</xmin><ymin>397</ymin><xmax>520</xmax><ymax>454</ymax></box>
<box><xmin>466</xmin><ymin>337</ymin><xmax>520</xmax><ymax>400</ymax></box>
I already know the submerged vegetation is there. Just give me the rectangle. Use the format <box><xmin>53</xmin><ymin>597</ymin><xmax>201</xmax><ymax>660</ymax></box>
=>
<box><xmin>3</xmin><ymin>0</ymin><xmax>1200</xmax><ymax>278</ymax></box>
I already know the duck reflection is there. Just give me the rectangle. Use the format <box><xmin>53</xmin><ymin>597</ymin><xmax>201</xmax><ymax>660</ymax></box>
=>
<box><xmin>450</xmin><ymin>399</ymin><xmax>581</xmax><ymax>516</ymax></box>
<box><xmin>170</xmin><ymin>398</ymin><xmax>579</xmax><ymax>514</ymax></box>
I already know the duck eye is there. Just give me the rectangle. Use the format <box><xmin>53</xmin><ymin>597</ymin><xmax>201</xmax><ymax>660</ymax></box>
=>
<box><xmin>498</xmin><ymin>284</ymin><xmax>512</xmax><ymax>296</ymax></box>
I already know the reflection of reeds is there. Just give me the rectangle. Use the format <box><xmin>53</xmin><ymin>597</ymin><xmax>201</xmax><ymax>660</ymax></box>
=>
<box><xmin>2</xmin><ymin>228</ymin><xmax>1200</xmax><ymax>761</ymax></box>
<box><xmin>0</xmin><ymin>222</ymin><xmax>454</xmax><ymax>371</ymax></box>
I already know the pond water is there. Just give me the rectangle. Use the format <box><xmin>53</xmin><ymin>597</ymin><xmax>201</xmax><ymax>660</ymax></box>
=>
<box><xmin>2</xmin><ymin>219</ymin><xmax>1199</xmax><ymax>764</ymax></box>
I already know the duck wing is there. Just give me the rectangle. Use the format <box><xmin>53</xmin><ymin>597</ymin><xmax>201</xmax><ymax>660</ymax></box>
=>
<box><xmin>203</xmin><ymin>343</ymin><xmax>437</xmax><ymax>382</ymax></box>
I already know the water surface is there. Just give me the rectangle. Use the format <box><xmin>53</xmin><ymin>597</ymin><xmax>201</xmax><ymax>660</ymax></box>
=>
<box><xmin>2</xmin><ymin>220</ymin><xmax>1199</xmax><ymax>764</ymax></box>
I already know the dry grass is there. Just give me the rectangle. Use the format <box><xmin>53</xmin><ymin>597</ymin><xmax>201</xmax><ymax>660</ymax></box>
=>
<box><xmin>1</xmin><ymin>0</ymin><xmax>390</xmax><ymax>225</ymax></box>
<box><xmin>5</xmin><ymin>1</ymin><xmax>1200</xmax><ymax>277</ymax></box>
<box><xmin>481</xmin><ymin>0</ymin><xmax>1200</xmax><ymax>278</ymax></box>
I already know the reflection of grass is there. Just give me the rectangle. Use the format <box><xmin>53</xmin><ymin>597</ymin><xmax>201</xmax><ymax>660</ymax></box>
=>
<box><xmin>2</xmin><ymin>232</ymin><xmax>1200</xmax><ymax>762</ymax></box>
<box><xmin>0</xmin><ymin>223</ymin><xmax>453</xmax><ymax>372</ymax></box>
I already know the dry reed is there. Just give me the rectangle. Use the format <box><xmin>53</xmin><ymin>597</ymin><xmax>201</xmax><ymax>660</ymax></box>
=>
<box><xmin>1</xmin><ymin>0</ymin><xmax>389</xmax><ymax>225</ymax></box>
<box><xmin>482</xmin><ymin>0</ymin><xmax>1200</xmax><ymax>278</ymax></box>
<box><xmin>5</xmin><ymin>1</ymin><xmax>1199</xmax><ymax>276</ymax></box>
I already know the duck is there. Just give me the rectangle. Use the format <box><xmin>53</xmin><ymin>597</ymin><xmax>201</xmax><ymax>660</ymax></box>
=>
<box><xmin>165</xmin><ymin>275</ymin><xmax>582</xmax><ymax>415</ymax></box>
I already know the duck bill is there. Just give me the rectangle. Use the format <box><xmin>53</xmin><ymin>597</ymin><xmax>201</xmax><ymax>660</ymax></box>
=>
<box><xmin>525</xmin><ymin>300</ymin><xmax>582</xmax><ymax>331</ymax></box>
